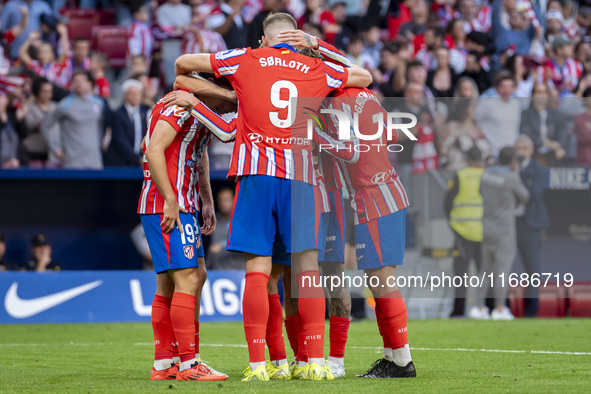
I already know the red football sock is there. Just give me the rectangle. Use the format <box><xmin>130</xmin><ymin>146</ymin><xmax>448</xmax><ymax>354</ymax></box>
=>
<box><xmin>297</xmin><ymin>270</ymin><xmax>326</xmax><ymax>359</ymax></box>
<box><xmin>329</xmin><ymin>316</ymin><xmax>350</xmax><ymax>358</ymax></box>
<box><xmin>266</xmin><ymin>294</ymin><xmax>286</xmax><ymax>361</ymax></box>
<box><xmin>374</xmin><ymin>302</ymin><xmax>392</xmax><ymax>348</ymax></box>
<box><xmin>151</xmin><ymin>294</ymin><xmax>175</xmax><ymax>360</ymax></box>
<box><xmin>375</xmin><ymin>291</ymin><xmax>408</xmax><ymax>349</ymax></box>
<box><xmin>297</xmin><ymin>312</ymin><xmax>308</xmax><ymax>363</ymax></box>
<box><xmin>243</xmin><ymin>272</ymin><xmax>269</xmax><ymax>363</ymax></box>
<box><xmin>194</xmin><ymin>321</ymin><xmax>200</xmax><ymax>355</ymax></box>
<box><xmin>170</xmin><ymin>292</ymin><xmax>196</xmax><ymax>363</ymax></box>
<box><xmin>284</xmin><ymin>315</ymin><xmax>299</xmax><ymax>359</ymax></box>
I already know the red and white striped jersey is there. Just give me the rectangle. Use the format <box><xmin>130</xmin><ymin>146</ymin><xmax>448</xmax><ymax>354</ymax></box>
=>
<box><xmin>28</xmin><ymin>59</ymin><xmax>69</xmax><ymax>87</ymax></box>
<box><xmin>324</xmin><ymin>87</ymin><xmax>410</xmax><ymax>224</ymax></box>
<box><xmin>209</xmin><ymin>44</ymin><xmax>348</xmax><ymax>185</ymax></box>
<box><xmin>183</xmin><ymin>28</ymin><xmax>227</xmax><ymax>55</ymax></box>
<box><xmin>544</xmin><ymin>58</ymin><xmax>583</xmax><ymax>92</ymax></box>
<box><xmin>137</xmin><ymin>93</ymin><xmax>211</xmax><ymax>215</ymax></box>
<box><xmin>128</xmin><ymin>20</ymin><xmax>154</xmax><ymax>61</ymax></box>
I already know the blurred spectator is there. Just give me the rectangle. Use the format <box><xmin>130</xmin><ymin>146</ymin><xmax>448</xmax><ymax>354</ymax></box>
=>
<box><xmin>415</xmin><ymin>26</ymin><xmax>444</xmax><ymax>70</ymax></box>
<box><xmin>457</xmin><ymin>0</ymin><xmax>490</xmax><ymax>33</ymax></box>
<box><xmin>0</xmin><ymin>5</ymin><xmax>28</xmax><ymax>74</ymax></box>
<box><xmin>104</xmin><ymin>79</ymin><xmax>148</xmax><ymax>167</ymax></box>
<box><xmin>362</xmin><ymin>24</ymin><xmax>383</xmax><ymax>70</ymax></box>
<box><xmin>573</xmin><ymin>87</ymin><xmax>591</xmax><ymax>167</ymax></box>
<box><xmin>472</xmin><ymin>147</ymin><xmax>529</xmax><ymax>320</ymax></box>
<box><xmin>128</xmin><ymin>3</ymin><xmax>154</xmax><ymax>64</ymax></box>
<box><xmin>19</xmin><ymin>26</ymin><xmax>70</xmax><ymax>88</ymax></box>
<box><xmin>331</xmin><ymin>1</ymin><xmax>352</xmax><ymax>50</ymax></box>
<box><xmin>90</xmin><ymin>52</ymin><xmax>111</xmax><ymax>99</ymax></box>
<box><xmin>42</xmin><ymin>71</ymin><xmax>104</xmax><ymax>169</ymax></box>
<box><xmin>545</xmin><ymin>9</ymin><xmax>564</xmax><ymax>43</ymax></box>
<box><xmin>427</xmin><ymin>47</ymin><xmax>458</xmax><ymax>97</ymax></box>
<box><xmin>447</xmin><ymin>18</ymin><xmax>467</xmax><ymax>73</ymax></box>
<box><xmin>68</xmin><ymin>37</ymin><xmax>91</xmax><ymax>74</ymax></box>
<box><xmin>490</xmin><ymin>0</ymin><xmax>541</xmax><ymax>56</ymax></box>
<box><xmin>453</xmin><ymin>76</ymin><xmax>479</xmax><ymax>98</ymax></box>
<box><xmin>459</xmin><ymin>51</ymin><xmax>491</xmax><ymax>93</ymax></box>
<box><xmin>515</xmin><ymin>135</ymin><xmax>550</xmax><ymax>317</ymax></box>
<box><xmin>183</xmin><ymin>2</ymin><xmax>228</xmax><ymax>54</ymax></box>
<box><xmin>374</xmin><ymin>42</ymin><xmax>401</xmax><ymax>92</ymax></box>
<box><xmin>0</xmin><ymin>91</ymin><xmax>28</xmax><ymax>169</ymax></box>
<box><xmin>545</xmin><ymin>34</ymin><xmax>582</xmax><ymax>94</ymax></box>
<box><xmin>0</xmin><ymin>0</ymin><xmax>53</xmax><ymax>59</ymax></box>
<box><xmin>504</xmin><ymin>54</ymin><xmax>534</xmax><ymax>99</ymax></box>
<box><xmin>474</xmin><ymin>71</ymin><xmax>521</xmax><ymax>156</ymax></box>
<box><xmin>207</xmin><ymin>187</ymin><xmax>243</xmax><ymax>270</ymax></box>
<box><xmin>519</xmin><ymin>83</ymin><xmax>567</xmax><ymax>165</ymax></box>
<box><xmin>207</xmin><ymin>0</ymin><xmax>248</xmax><ymax>49</ymax></box>
<box><xmin>439</xmin><ymin>98</ymin><xmax>488</xmax><ymax>170</ymax></box>
<box><xmin>298</xmin><ymin>0</ymin><xmax>339</xmax><ymax>45</ymax></box>
<box><xmin>398</xmin><ymin>0</ymin><xmax>428</xmax><ymax>39</ymax></box>
<box><xmin>444</xmin><ymin>146</ymin><xmax>484</xmax><ymax>317</ymax></box>
<box><xmin>23</xmin><ymin>77</ymin><xmax>57</xmax><ymax>166</ymax></box>
<box><xmin>157</xmin><ymin>0</ymin><xmax>192</xmax><ymax>88</ymax></box>
<box><xmin>346</xmin><ymin>35</ymin><xmax>374</xmax><ymax>69</ymax></box>
<box><xmin>26</xmin><ymin>233</ymin><xmax>60</xmax><ymax>272</ymax></box>
<box><xmin>249</xmin><ymin>0</ymin><xmax>287</xmax><ymax>48</ymax></box>
<box><xmin>0</xmin><ymin>229</ymin><xmax>18</xmax><ymax>271</ymax></box>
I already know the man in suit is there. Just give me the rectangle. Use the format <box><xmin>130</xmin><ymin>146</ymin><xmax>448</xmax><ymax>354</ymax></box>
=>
<box><xmin>519</xmin><ymin>83</ymin><xmax>568</xmax><ymax>165</ymax></box>
<box><xmin>515</xmin><ymin>135</ymin><xmax>551</xmax><ymax>317</ymax></box>
<box><xmin>104</xmin><ymin>79</ymin><xmax>149</xmax><ymax>167</ymax></box>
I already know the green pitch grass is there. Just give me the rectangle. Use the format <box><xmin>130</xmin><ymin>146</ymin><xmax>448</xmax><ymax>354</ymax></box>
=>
<box><xmin>0</xmin><ymin>319</ymin><xmax>590</xmax><ymax>393</ymax></box>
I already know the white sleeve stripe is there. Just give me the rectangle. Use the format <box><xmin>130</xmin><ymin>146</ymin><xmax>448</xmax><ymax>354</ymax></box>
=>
<box><xmin>326</xmin><ymin>73</ymin><xmax>343</xmax><ymax>88</ymax></box>
<box><xmin>218</xmin><ymin>64</ymin><xmax>240</xmax><ymax>75</ymax></box>
<box><xmin>319</xmin><ymin>45</ymin><xmax>352</xmax><ymax>68</ymax></box>
<box><xmin>323</xmin><ymin>60</ymin><xmax>345</xmax><ymax>73</ymax></box>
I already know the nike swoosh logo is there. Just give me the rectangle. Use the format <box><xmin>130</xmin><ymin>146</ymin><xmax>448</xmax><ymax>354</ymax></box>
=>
<box><xmin>356</xmin><ymin>255</ymin><xmax>364</xmax><ymax>262</ymax></box>
<box><xmin>4</xmin><ymin>280</ymin><xmax>102</xmax><ymax>319</ymax></box>
<box><xmin>324</xmin><ymin>248</ymin><xmax>334</xmax><ymax>253</ymax></box>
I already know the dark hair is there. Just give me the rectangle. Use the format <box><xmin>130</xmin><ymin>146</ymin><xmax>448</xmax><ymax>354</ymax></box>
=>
<box><xmin>494</xmin><ymin>70</ymin><xmax>515</xmax><ymax>87</ymax></box>
<box><xmin>72</xmin><ymin>36</ymin><xmax>89</xmax><ymax>45</ymax></box>
<box><xmin>446</xmin><ymin>18</ymin><xmax>463</xmax><ymax>35</ymax></box>
<box><xmin>70</xmin><ymin>70</ymin><xmax>92</xmax><ymax>83</ymax></box>
<box><xmin>131</xmin><ymin>3</ymin><xmax>146</xmax><ymax>15</ymax></box>
<box><xmin>467</xmin><ymin>50</ymin><xmax>482</xmax><ymax>62</ymax></box>
<box><xmin>382</xmin><ymin>42</ymin><xmax>400</xmax><ymax>55</ymax></box>
<box><xmin>263</xmin><ymin>12</ymin><xmax>297</xmax><ymax>35</ymax></box>
<box><xmin>583</xmin><ymin>87</ymin><xmax>591</xmax><ymax>98</ymax></box>
<box><xmin>498</xmin><ymin>147</ymin><xmax>516</xmax><ymax>166</ymax></box>
<box><xmin>31</xmin><ymin>77</ymin><xmax>51</xmax><ymax>97</ymax></box>
<box><xmin>407</xmin><ymin>59</ymin><xmax>424</xmax><ymax>69</ymax></box>
<box><xmin>199</xmin><ymin>73</ymin><xmax>233</xmax><ymax>90</ymax></box>
<box><xmin>466</xmin><ymin>146</ymin><xmax>482</xmax><ymax>163</ymax></box>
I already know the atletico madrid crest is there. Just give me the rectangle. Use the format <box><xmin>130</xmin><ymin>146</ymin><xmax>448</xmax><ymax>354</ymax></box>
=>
<box><xmin>183</xmin><ymin>245</ymin><xmax>194</xmax><ymax>259</ymax></box>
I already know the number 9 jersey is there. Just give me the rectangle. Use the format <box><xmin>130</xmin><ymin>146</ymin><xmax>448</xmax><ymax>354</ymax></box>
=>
<box><xmin>209</xmin><ymin>45</ymin><xmax>348</xmax><ymax>185</ymax></box>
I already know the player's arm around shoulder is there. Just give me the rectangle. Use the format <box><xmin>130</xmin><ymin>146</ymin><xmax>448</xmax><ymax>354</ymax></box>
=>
<box><xmin>345</xmin><ymin>64</ymin><xmax>373</xmax><ymax>88</ymax></box>
<box><xmin>145</xmin><ymin>119</ymin><xmax>187</xmax><ymax>234</ymax></box>
<box><xmin>175</xmin><ymin>53</ymin><xmax>214</xmax><ymax>75</ymax></box>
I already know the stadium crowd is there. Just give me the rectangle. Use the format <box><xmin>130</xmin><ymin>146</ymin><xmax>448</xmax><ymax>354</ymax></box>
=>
<box><xmin>0</xmin><ymin>0</ymin><xmax>590</xmax><ymax>169</ymax></box>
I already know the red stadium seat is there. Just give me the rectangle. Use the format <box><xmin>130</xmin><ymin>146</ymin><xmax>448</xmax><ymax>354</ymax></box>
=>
<box><xmin>61</xmin><ymin>9</ymin><xmax>101</xmax><ymax>40</ymax></box>
<box><xmin>567</xmin><ymin>282</ymin><xmax>591</xmax><ymax>317</ymax></box>
<box><xmin>91</xmin><ymin>26</ymin><xmax>128</xmax><ymax>69</ymax></box>
<box><xmin>508</xmin><ymin>286</ymin><xmax>525</xmax><ymax>318</ymax></box>
<box><xmin>536</xmin><ymin>285</ymin><xmax>567</xmax><ymax>318</ymax></box>
<box><xmin>98</xmin><ymin>9</ymin><xmax>117</xmax><ymax>25</ymax></box>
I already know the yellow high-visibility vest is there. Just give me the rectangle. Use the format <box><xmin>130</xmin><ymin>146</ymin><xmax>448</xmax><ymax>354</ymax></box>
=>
<box><xmin>450</xmin><ymin>167</ymin><xmax>484</xmax><ymax>242</ymax></box>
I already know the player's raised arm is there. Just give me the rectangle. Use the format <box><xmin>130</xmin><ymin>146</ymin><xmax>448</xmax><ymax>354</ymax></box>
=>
<box><xmin>312</xmin><ymin>126</ymin><xmax>360</xmax><ymax>164</ymax></box>
<box><xmin>162</xmin><ymin>90</ymin><xmax>237</xmax><ymax>142</ymax></box>
<box><xmin>345</xmin><ymin>64</ymin><xmax>373</xmax><ymax>88</ymax></box>
<box><xmin>175</xmin><ymin>74</ymin><xmax>237</xmax><ymax>103</ymax></box>
<box><xmin>175</xmin><ymin>53</ymin><xmax>214</xmax><ymax>75</ymax></box>
<box><xmin>144</xmin><ymin>120</ymin><xmax>188</xmax><ymax>234</ymax></box>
